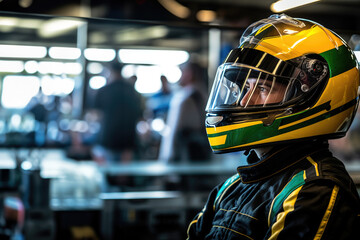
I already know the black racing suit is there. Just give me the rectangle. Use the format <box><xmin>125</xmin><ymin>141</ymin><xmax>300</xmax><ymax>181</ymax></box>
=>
<box><xmin>187</xmin><ymin>140</ymin><xmax>360</xmax><ymax>239</ymax></box>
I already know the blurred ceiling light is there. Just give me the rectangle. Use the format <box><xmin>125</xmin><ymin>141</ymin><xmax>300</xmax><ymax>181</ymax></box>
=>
<box><xmin>19</xmin><ymin>0</ymin><xmax>33</xmax><ymax>8</ymax></box>
<box><xmin>84</xmin><ymin>48</ymin><xmax>116</xmax><ymax>62</ymax></box>
<box><xmin>18</xmin><ymin>19</ymin><xmax>43</xmax><ymax>29</ymax></box>
<box><xmin>60</xmin><ymin>77</ymin><xmax>76</xmax><ymax>95</ymax></box>
<box><xmin>0</xmin><ymin>60</ymin><xmax>24</xmax><ymax>73</ymax></box>
<box><xmin>0</xmin><ymin>17</ymin><xmax>17</xmax><ymax>27</ymax></box>
<box><xmin>24</xmin><ymin>61</ymin><xmax>38</xmax><ymax>74</ymax></box>
<box><xmin>37</xmin><ymin>61</ymin><xmax>82</xmax><ymax>75</ymax></box>
<box><xmin>89</xmin><ymin>31</ymin><xmax>108</xmax><ymax>44</ymax></box>
<box><xmin>122</xmin><ymin>64</ymin><xmax>181</xmax><ymax>84</ymax></box>
<box><xmin>1</xmin><ymin>75</ymin><xmax>40</xmax><ymax>109</ymax></box>
<box><xmin>0</xmin><ymin>45</ymin><xmax>47</xmax><ymax>58</ymax></box>
<box><xmin>89</xmin><ymin>76</ymin><xmax>107</xmax><ymax>90</ymax></box>
<box><xmin>119</xmin><ymin>49</ymin><xmax>189</xmax><ymax>65</ymax></box>
<box><xmin>39</xmin><ymin>18</ymin><xmax>84</xmax><ymax>38</ymax></box>
<box><xmin>49</xmin><ymin>47</ymin><xmax>81</xmax><ymax>60</ymax></box>
<box><xmin>87</xmin><ymin>62</ymin><xmax>104</xmax><ymax>74</ymax></box>
<box><xmin>0</xmin><ymin>17</ymin><xmax>17</xmax><ymax>32</ymax></box>
<box><xmin>48</xmin><ymin>4</ymin><xmax>91</xmax><ymax>18</ymax></box>
<box><xmin>196</xmin><ymin>10</ymin><xmax>216</xmax><ymax>22</ymax></box>
<box><xmin>161</xmin><ymin>66</ymin><xmax>182</xmax><ymax>83</ymax></box>
<box><xmin>271</xmin><ymin>0</ymin><xmax>320</xmax><ymax>13</ymax></box>
<box><xmin>122</xmin><ymin>65</ymin><xmax>136</xmax><ymax>79</ymax></box>
<box><xmin>0</xmin><ymin>17</ymin><xmax>42</xmax><ymax>32</ymax></box>
<box><xmin>114</xmin><ymin>26</ymin><xmax>169</xmax><ymax>43</ymax></box>
<box><xmin>64</xmin><ymin>62</ymin><xmax>83</xmax><ymax>75</ymax></box>
<box><xmin>38</xmin><ymin>61</ymin><xmax>64</xmax><ymax>75</ymax></box>
<box><xmin>154</xmin><ymin>38</ymin><xmax>200</xmax><ymax>51</ymax></box>
<box><xmin>134</xmin><ymin>66</ymin><xmax>162</xmax><ymax>94</ymax></box>
<box><xmin>41</xmin><ymin>76</ymin><xmax>75</xmax><ymax>96</ymax></box>
<box><xmin>158</xmin><ymin>0</ymin><xmax>190</xmax><ymax>18</ymax></box>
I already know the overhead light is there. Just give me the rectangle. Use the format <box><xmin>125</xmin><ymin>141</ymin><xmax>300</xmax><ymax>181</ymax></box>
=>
<box><xmin>0</xmin><ymin>45</ymin><xmax>47</xmax><ymax>58</ymax></box>
<box><xmin>39</xmin><ymin>18</ymin><xmax>84</xmax><ymax>38</ymax></box>
<box><xmin>0</xmin><ymin>60</ymin><xmax>24</xmax><ymax>73</ymax></box>
<box><xmin>161</xmin><ymin>66</ymin><xmax>182</xmax><ymax>83</ymax></box>
<box><xmin>49</xmin><ymin>47</ymin><xmax>81</xmax><ymax>60</ymax></box>
<box><xmin>196</xmin><ymin>10</ymin><xmax>216</xmax><ymax>22</ymax></box>
<box><xmin>87</xmin><ymin>62</ymin><xmax>104</xmax><ymax>74</ymax></box>
<box><xmin>0</xmin><ymin>17</ymin><xmax>42</xmax><ymax>32</ymax></box>
<box><xmin>37</xmin><ymin>61</ymin><xmax>82</xmax><ymax>75</ymax></box>
<box><xmin>0</xmin><ymin>17</ymin><xmax>17</xmax><ymax>32</ymax></box>
<box><xmin>118</xmin><ymin>49</ymin><xmax>189</xmax><ymax>65</ymax></box>
<box><xmin>89</xmin><ymin>76</ymin><xmax>107</xmax><ymax>90</ymax></box>
<box><xmin>38</xmin><ymin>61</ymin><xmax>64</xmax><ymax>75</ymax></box>
<box><xmin>41</xmin><ymin>76</ymin><xmax>75</xmax><ymax>96</ymax></box>
<box><xmin>64</xmin><ymin>62</ymin><xmax>83</xmax><ymax>75</ymax></box>
<box><xmin>271</xmin><ymin>0</ymin><xmax>320</xmax><ymax>13</ymax></box>
<box><xmin>158</xmin><ymin>0</ymin><xmax>190</xmax><ymax>19</ymax></box>
<box><xmin>84</xmin><ymin>48</ymin><xmax>116</xmax><ymax>62</ymax></box>
<box><xmin>19</xmin><ymin>0</ymin><xmax>33</xmax><ymax>8</ymax></box>
<box><xmin>1</xmin><ymin>75</ymin><xmax>40</xmax><ymax>109</ymax></box>
<box><xmin>0</xmin><ymin>17</ymin><xmax>18</xmax><ymax>27</ymax></box>
<box><xmin>114</xmin><ymin>26</ymin><xmax>169</xmax><ymax>43</ymax></box>
<box><xmin>89</xmin><ymin>31</ymin><xmax>108</xmax><ymax>44</ymax></box>
<box><xmin>24</xmin><ymin>61</ymin><xmax>38</xmax><ymax>74</ymax></box>
<box><xmin>134</xmin><ymin>66</ymin><xmax>162</xmax><ymax>94</ymax></box>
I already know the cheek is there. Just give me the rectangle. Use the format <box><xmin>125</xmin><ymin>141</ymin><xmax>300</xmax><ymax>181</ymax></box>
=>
<box><xmin>252</xmin><ymin>92</ymin><xmax>267</xmax><ymax>104</ymax></box>
<box><xmin>259</xmin><ymin>94</ymin><xmax>270</xmax><ymax>103</ymax></box>
<box><xmin>268</xmin><ymin>90</ymin><xmax>285</xmax><ymax>103</ymax></box>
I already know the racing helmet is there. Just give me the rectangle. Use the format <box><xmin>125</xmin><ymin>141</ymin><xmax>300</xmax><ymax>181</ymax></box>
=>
<box><xmin>206</xmin><ymin>14</ymin><xmax>360</xmax><ymax>153</ymax></box>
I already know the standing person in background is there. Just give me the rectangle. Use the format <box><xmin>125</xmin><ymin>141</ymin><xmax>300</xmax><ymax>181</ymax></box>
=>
<box><xmin>146</xmin><ymin>75</ymin><xmax>173</xmax><ymax>121</ymax></box>
<box><xmin>187</xmin><ymin>14</ymin><xmax>360</xmax><ymax>239</ymax></box>
<box><xmin>158</xmin><ymin>60</ymin><xmax>211</xmax><ymax>163</ymax></box>
<box><xmin>93</xmin><ymin>61</ymin><xmax>143</xmax><ymax>164</ymax></box>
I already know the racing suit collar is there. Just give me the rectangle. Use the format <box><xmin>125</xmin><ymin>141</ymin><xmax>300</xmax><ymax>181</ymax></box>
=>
<box><xmin>237</xmin><ymin>140</ymin><xmax>330</xmax><ymax>183</ymax></box>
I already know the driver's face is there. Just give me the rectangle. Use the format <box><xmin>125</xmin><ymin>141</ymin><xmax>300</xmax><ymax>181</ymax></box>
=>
<box><xmin>240</xmin><ymin>78</ymin><xmax>287</xmax><ymax>107</ymax></box>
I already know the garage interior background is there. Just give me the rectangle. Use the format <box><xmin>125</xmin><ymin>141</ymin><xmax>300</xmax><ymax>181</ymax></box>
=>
<box><xmin>0</xmin><ymin>1</ymin><xmax>360</xmax><ymax>240</ymax></box>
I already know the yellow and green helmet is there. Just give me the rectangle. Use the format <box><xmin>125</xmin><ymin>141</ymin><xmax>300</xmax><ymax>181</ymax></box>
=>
<box><xmin>205</xmin><ymin>14</ymin><xmax>360</xmax><ymax>153</ymax></box>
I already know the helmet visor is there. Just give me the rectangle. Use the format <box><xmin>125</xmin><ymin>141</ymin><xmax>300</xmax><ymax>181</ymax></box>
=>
<box><xmin>206</xmin><ymin>63</ymin><xmax>300</xmax><ymax>111</ymax></box>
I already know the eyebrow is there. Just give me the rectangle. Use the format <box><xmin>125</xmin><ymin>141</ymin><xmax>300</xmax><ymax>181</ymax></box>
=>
<box><xmin>259</xmin><ymin>81</ymin><xmax>273</xmax><ymax>88</ymax></box>
<box><xmin>247</xmin><ymin>79</ymin><xmax>273</xmax><ymax>88</ymax></box>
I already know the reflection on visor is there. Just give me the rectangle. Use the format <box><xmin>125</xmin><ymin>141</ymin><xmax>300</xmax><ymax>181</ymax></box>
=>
<box><xmin>224</xmin><ymin>48</ymin><xmax>296</xmax><ymax>78</ymax></box>
<box><xmin>206</xmin><ymin>63</ymin><xmax>297</xmax><ymax>111</ymax></box>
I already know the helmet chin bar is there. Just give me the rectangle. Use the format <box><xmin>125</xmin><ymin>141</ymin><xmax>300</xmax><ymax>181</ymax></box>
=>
<box><xmin>206</xmin><ymin>107</ymin><xmax>294</xmax><ymax>127</ymax></box>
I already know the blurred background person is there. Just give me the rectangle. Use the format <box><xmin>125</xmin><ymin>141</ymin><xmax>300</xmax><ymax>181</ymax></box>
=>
<box><xmin>92</xmin><ymin>61</ymin><xmax>143</xmax><ymax>164</ymax></box>
<box><xmin>158</xmin><ymin>60</ymin><xmax>211</xmax><ymax>163</ymax></box>
<box><xmin>137</xmin><ymin>75</ymin><xmax>173</xmax><ymax>160</ymax></box>
<box><xmin>146</xmin><ymin>75</ymin><xmax>173</xmax><ymax>121</ymax></box>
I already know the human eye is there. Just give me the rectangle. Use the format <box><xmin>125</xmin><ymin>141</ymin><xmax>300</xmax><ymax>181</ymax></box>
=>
<box><xmin>258</xmin><ymin>85</ymin><xmax>269</xmax><ymax>93</ymax></box>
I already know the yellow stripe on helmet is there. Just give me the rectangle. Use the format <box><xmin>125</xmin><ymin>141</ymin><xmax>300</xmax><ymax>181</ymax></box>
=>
<box><xmin>255</xmin><ymin>25</ymin><xmax>345</xmax><ymax>61</ymax></box>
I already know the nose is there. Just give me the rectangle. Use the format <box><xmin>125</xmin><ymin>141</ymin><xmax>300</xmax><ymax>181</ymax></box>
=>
<box><xmin>240</xmin><ymin>89</ymin><xmax>253</xmax><ymax>107</ymax></box>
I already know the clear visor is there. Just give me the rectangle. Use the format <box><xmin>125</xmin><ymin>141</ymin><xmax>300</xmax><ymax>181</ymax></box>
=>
<box><xmin>206</xmin><ymin>63</ymin><xmax>306</xmax><ymax>111</ymax></box>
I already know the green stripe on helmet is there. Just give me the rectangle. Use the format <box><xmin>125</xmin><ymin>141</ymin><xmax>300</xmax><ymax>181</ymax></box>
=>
<box><xmin>320</xmin><ymin>44</ymin><xmax>357</xmax><ymax>78</ymax></box>
<box><xmin>208</xmin><ymin>98</ymin><xmax>357</xmax><ymax>151</ymax></box>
